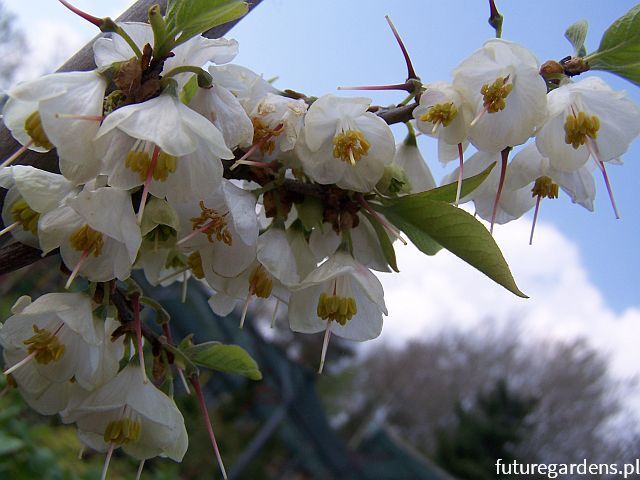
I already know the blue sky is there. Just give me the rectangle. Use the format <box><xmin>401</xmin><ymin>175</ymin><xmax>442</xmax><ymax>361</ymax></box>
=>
<box><xmin>4</xmin><ymin>0</ymin><xmax>640</xmax><ymax>399</ymax></box>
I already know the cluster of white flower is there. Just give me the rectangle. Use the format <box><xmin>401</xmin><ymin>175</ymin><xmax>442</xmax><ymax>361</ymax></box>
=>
<box><xmin>1</xmin><ymin>1</ymin><xmax>639</xmax><ymax>477</ymax></box>
<box><xmin>415</xmin><ymin>39</ymin><xmax>640</xmax><ymax>238</ymax></box>
<box><xmin>0</xmin><ymin>293</ymin><xmax>187</xmax><ymax>472</ymax></box>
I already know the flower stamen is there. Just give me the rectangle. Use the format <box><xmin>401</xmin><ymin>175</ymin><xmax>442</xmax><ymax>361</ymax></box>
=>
<box><xmin>231</xmin><ymin>123</ymin><xmax>284</xmax><ymax>170</ymax></box>
<box><xmin>4</xmin><ymin>323</ymin><xmax>66</xmax><ymax>375</ymax></box>
<box><xmin>249</xmin><ymin>264</ymin><xmax>273</xmax><ymax>299</ymax></box>
<box><xmin>187</xmin><ymin>251</ymin><xmax>205</xmax><ymax>279</ymax></box>
<box><xmin>333</xmin><ymin>130</ymin><xmax>370</xmax><ymax>164</ymax></box>
<box><xmin>182</xmin><ymin>201</ymin><xmax>232</xmax><ymax>246</ymax></box>
<box><xmin>420</xmin><ymin>102</ymin><xmax>458</xmax><ymax>130</ymax></box>
<box><xmin>481</xmin><ymin>75</ymin><xmax>513</xmax><ymax>113</ymax></box>
<box><xmin>69</xmin><ymin>224</ymin><xmax>104</xmax><ymax>256</ymax></box>
<box><xmin>103</xmin><ymin>417</ymin><xmax>142</xmax><ymax>445</ymax></box>
<box><xmin>252</xmin><ymin>118</ymin><xmax>284</xmax><ymax>156</ymax></box>
<box><xmin>24</xmin><ymin>111</ymin><xmax>53</xmax><ymax>149</ymax></box>
<box><xmin>10</xmin><ymin>198</ymin><xmax>40</xmax><ymax>235</ymax></box>
<box><xmin>23</xmin><ymin>324</ymin><xmax>66</xmax><ymax>364</ymax></box>
<box><xmin>316</xmin><ymin>292</ymin><xmax>357</xmax><ymax>326</ymax></box>
<box><xmin>564</xmin><ymin>111</ymin><xmax>600</xmax><ymax>149</ymax></box>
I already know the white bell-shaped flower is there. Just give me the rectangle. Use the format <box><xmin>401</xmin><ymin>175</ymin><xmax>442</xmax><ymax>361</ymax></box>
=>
<box><xmin>206</xmin><ymin>226</ymin><xmax>303</xmax><ymax>326</ymax></box>
<box><xmin>246</xmin><ymin>93</ymin><xmax>307</xmax><ymax>161</ymax></box>
<box><xmin>510</xmin><ymin>143</ymin><xmax>596</xmax><ymax>212</ymax></box>
<box><xmin>413</xmin><ymin>82</ymin><xmax>472</xmax><ymax>164</ymax></box>
<box><xmin>174</xmin><ymin>179</ymin><xmax>259</xmax><ymax>279</ymax></box>
<box><xmin>0</xmin><ymin>165</ymin><xmax>77</xmax><ymax>247</ymax></box>
<box><xmin>95</xmin><ymin>93</ymin><xmax>233</xmax><ymax>204</ymax></box>
<box><xmin>536</xmin><ymin>76</ymin><xmax>640</xmax><ymax>172</ymax></box>
<box><xmin>3</xmin><ymin>71</ymin><xmax>107</xmax><ymax>182</ymax></box>
<box><xmin>0</xmin><ymin>293</ymin><xmax>123</xmax><ymax>407</ymax></box>
<box><xmin>288</xmin><ymin>251</ymin><xmax>387</xmax><ymax>372</ymax></box>
<box><xmin>38</xmin><ymin>184</ymin><xmax>142</xmax><ymax>284</ymax></box>
<box><xmin>453</xmin><ymin>39</ymin><xmax>547</xmax><ymax>153</ymax></box>
<box><xmin>299</xmin><ymin>94</ymin><xmax>395</xmax><ymax>192</ymax></box>
<box><xmin>63</xmin><ymin>364</ymin><xmax>188</xmax><ymax>462</ymax></box>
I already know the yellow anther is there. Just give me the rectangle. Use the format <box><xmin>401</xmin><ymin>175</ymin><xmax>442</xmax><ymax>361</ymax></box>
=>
<box><xmin>23</xmin><ymin>325</ymin><xmax>65</xmax><ymax>364</ymax></box>
<box><xmin>24</xmin><ymin>111</ymin><xmax>53</xmax><ymax>149</ymax></box>
<box><xmin>103</xmin><ymin>418</ymin><xmax>142</xmax><ymax>445</ymax></box>
<box><xmin>316</xmin><ymin>292</ymin><xmax>357</xmax><ymax>326</ymax></box>
<box><xmin>564</xmin><ymin>111</ymin><xmax>600</xmax><ymax>149</ymax></box>
<box><xmin>532</xmin><ymin>176</ymin><xmax>559</xmax><ymax>199</ymax></box>
<box><xmin>252</xmin><ymin>118</ymin><xmax>283</xmax><ymax>155</ymax></box>
<box><xmin>69</xmin><ymin>224</ymin><xmax>104</xmax><ymax>257</ymax></box>
<box><xmin>332</xmin><ymin>130</ymin><xmax>370</xmax><ymax>165</ymax></box>
<box><xmin>420</xmin><ymin>102</ymin><xmax>458</xmax><ymax>127</ymax></box>
<box><xmin>10</xmin><ymin>199</ymin><xmax>39</xmax><ymax>235</ymax></box>
<box><xmin>190</xmin><ymin>201</ymin><xmax>232</xmax><ymax>246</ymax></box>
<box><xmin>480</xmin><ymin>76</ymin><xmax>513</xmax><ymax>113</ymax></box>
<box><xmin>187</xmin><ymin>251</ymin><xmax>205</xmax><ymax>279</ymax></box>
<box><xmin>125</xmin><ymin>147</ymin><xmax>177</xmax><ymax>181</ymax></box>
<box><xmin>249</xmin><ymin>265</ymin><xmax>273</xmax><ymax>299</ymax></box>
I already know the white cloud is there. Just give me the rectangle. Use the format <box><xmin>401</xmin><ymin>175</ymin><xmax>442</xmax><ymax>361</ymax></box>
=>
<box><xmin>374</xmin><ymin>218</ymin><xmax>640</xmax><ymax>399</ymax></box>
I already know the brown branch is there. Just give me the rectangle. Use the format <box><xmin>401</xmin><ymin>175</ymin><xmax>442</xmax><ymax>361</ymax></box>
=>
<box><xmin>374</xmin><ymin>103</ymin><xmax>417</xmax><ymax>125</ymax></box>
<box><xmin>0</xmin><ymin>243</ymin><xmax>56</xmax><ymax>277</ymax></box>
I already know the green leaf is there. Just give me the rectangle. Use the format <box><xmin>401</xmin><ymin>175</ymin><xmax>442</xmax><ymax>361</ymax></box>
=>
<box><xmin>381</xmin><ymin>207</ymin><xmax>442</xmax><ymax>256</ymax></box>
<box><xmin>361</xmin><ymin>211</ymin><xmax>399</xmax><ymax>272</ymax></box>
<box><xmin>373</xmin><ymin>162</ymin><xmax>495</xmax><ymax>258</ymax></box>
<box><xmin>185</xmin><ymin>342</ymin><xmax>262</xmax><ymax>380</ymax></box>
<box><xmin>565</xmin><ymin>19</ymin><xmax>588</xmax><ymax>57</ymax></box>
<box><xmin>413</xmin><ymin>162</ymin><xmax>495</xmax><ymax>203</ymax></box>
<box><xmin>586</xmin><ymin>5</ymin><xmax>640</xmax><ymax>86</ymax></box>
<box><xmin>165</xmin><ymin>0</ymin><xmax>248</xmax><ymax>47</ymax></box>
<box><xmin>374</xmin><ymin>198</ymin><xmax>527</xmax><ymax>298</ymax></box>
